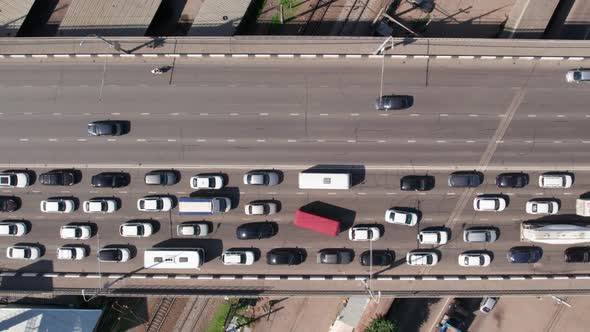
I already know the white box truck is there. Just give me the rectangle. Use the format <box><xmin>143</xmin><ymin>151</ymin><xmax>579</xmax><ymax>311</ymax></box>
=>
<box><xmin>178</xmin><ymin>197</ymin><xmax>231</xmax><ymax>216</ymax></box>
<box><xmin>298</xmin><ymin>172</ymin><xmax>351</xmax><ymax>190</ymax></box>
<box><xmin>576</xmin><ymin>198</ymin><xmax>590</xmax><ymax>217</ymax></box>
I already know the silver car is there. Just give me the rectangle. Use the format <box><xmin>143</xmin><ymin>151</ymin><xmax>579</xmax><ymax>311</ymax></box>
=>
<box><xmin>243</xmin><ymin>171</ymin><xmax>280</xmax><ymax>186</ymax></box>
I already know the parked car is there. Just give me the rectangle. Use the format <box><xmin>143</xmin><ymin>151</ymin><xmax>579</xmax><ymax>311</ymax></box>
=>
<box><xmin>463</xmin><ymin>228</ymin><xmax>498</xmax><ymax>243</ymax></box>
<box><xmin>473</xmin><ymin>195</ymin><xmax>506</xmax><ymax>211</ymax></box>
<box><xmin>0</xmin><ymin>171</ymin><xmax>29</xmax><ymax>188</ymax></box>
<box><xmin>538</xmin><ymin>173</ymin><xmax>573</xmax><ymax>188</ymax></box>
<box><xmin>496</xmin><ymin>173</ymin><xmax>528</xmax><ymax>188</ymax></box>
<box><xmin>406</xmin><ymin>251</ymin><xmax>439</xmax><ymax>266</ymax></box>
<box><xmin>564</xmin><ymin>247</ymin><xmax>590</xmax><ymax>263</ymax></box>
<box><xmin>348</xmin><ymin>226</ymin><xmax>380</xmax><ymax>241</ymax></box>
<box><xmin>479</xmin><ymin>297</ymin><xmax>498</xmax><ymax>314</ymax></box>
<box><xmin>57</xmin><ymin>246</ymin><xmax>88</xmax><ymax>260</ymax></box>
<box><xmin>243</xmin><ymin>171</ymin><xmax>280</xmax><ymax>186</ymax></box>
<box><xmin>83</xmin><ymin>198</ymin><xmax>117</xmax><ymax>213</ymax></box>
<box><xmin>0</xmin><ymin>197</ymin><xmax>19</xmax><ymax>212</ymax></box>
<box><xmin>0</xmin><ymin>221</ymin><xmax>27</xmax><ymax>236</ymax></box>
<box><xmin>244</xmin><ymin>201</ymin><xmax>278</xmax><ymax>216</ymax></box>
<box><xmin>360</xmin><ymin>250</ymin><xmax>393</xmax><ymax>266</ymax></box>
<box><xmin>417</xmin><ymin>230</ymin><xmax>449</xmax><ymax>244</ymax></box>
<box><xmin>526</xmin><ymin>199</ymin><xmax>559</xmax><ymax>215</ymax></box>
<box><xmin>91</xmin><ymin>172</ymin><xmax>130</xmax><ymax>188</ymax></box>
<box><xmin>97</xmin><ymin>247</ymin><xmax>131</xmax><ymax>262</ymax></box>
<box><xmin>6</xmin><ymin>245</ymin><xmax>40</xmax><ymax>260</ymax></box>
<box><xmin>266</xmin><ymin>248</ymin><xmax>304</xmax><ymax>265</ymax></box>
<box><xmin>385</xmin><ymin>208</ymin><xmax>418</xmax><ymax>226</ymax></box>
<box><xmin>144</xmin><ymin>170</ymin><xmax>178</xmax><ymax>185</ymax></box>
<box><xmin>448</xmin><ymin>171</ymin><xmax>482</xmax><ymax>188</ymax></box>
<box><xmin>566</xmin><ymin>68</ymin><xmax>590</xmax><ymax>83</ymax></box>
<box><xmin>507</xmin><ymin>246</ymin><xmax>542</xmax><ymax>263</ymax></box>
<box><xmin>40</xmin><ymin>198</ymin><xmax>74</xmax><ymax>213</ymax></box>
<box><xmin>87</xmin><ymin>120</ymin><xmax>125</xmax><ymax>136</ymax></box>
<box><xmin>137</xmin><ymin>196</ymin><xmax>173</xmax><ymax>212</ymax></box>
<box><xmin>374</xmin><ymin>95</ymin><xmax>412</xmax><ymax>110</ymax></box>
<box><xmin>458</xmin><ymin>252</ymin><xmax>491</xmax><ymax>267</ymax></box>
<box><xmin>317</xmin><ymin>248</ymin><xmax>353</xmax><ymax>264</ymax></box>
<box><xmin>177</xmin><ymin>222</ymin><xmax>210</xmax><ymax>237</ymax></box>
<box><xmin>400</xmin><ymin>175</ymin><xmax>434</xmax><ymax>191</ymax></box>
<box><xmin>60</xmin><ymin>225</ymin><xmax>91</xmax><ymax>239</ymax></box>
<box><xmin>190</xmin><ymin>174</ymin><xmax>225</xmax><ymax>189</ymax></box>
<box><xmin>236</xmin><ymin>222</ymin><xmax>277</xmax><ymax>240</ymax></box>
<box><xmin>221</xmin><ymin>250</ymin><xmax>256</xmax><ymax>265</ymax></box>
<box><xmin>39</xmin><ymin>170</ymin><xmax>75</xmax><ymax>186</ymax></box>
<box><xmin>119</xmin><ymin>222</ymin><xmax>153</xmax><ymax>238</ymax></box>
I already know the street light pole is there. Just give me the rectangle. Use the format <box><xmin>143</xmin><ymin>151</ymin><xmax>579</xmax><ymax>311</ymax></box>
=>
<box><xmin>374</xmin><ymin>37</ymin><xmax>394</xmax><ymax>101</ymax></box>
<box><xmin>80</xmin><ymin>35</ymin><xmax>113</xmax><ymax>102</ymax></box>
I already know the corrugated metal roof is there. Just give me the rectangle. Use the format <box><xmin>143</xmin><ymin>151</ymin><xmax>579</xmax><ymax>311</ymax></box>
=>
<box><xmin>0</xmin><ymin>0</ymin><xmax>35</xmax><ymax>37</ymax></box>
<box><xmin>188</xmin><ymin>0</ymin><xmax>251</xmax><ymax>36</ymax></box>
<box><xmin>0</xmin><ymin>307</ymin><xmax>103</xmax><ymax>332</ymax></box>
<box><xmin>57</xmin><ymin>0</ymin><xmax>161</xmax><ymax>36</ymax></box>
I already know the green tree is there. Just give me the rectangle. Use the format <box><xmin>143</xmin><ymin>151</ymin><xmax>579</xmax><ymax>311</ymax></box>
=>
<box><xmin>364</xmin><ymin>316</ymin><xmax>399</xmax><ymax>332</ymax></box>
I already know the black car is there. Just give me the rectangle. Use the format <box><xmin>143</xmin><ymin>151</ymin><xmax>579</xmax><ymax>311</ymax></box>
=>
<box><xmin>236</xmin><ymin>222</ymin><xmax>277</xmax><ymax>240</ymax></box>
<box><xmin>564</xmin><ymin>247</ymin><xmax>590</xmax><ymax>263</ymax></box>
<box><xmin>91</xmin><ymin>172</ymin><xmax>130</xmax><ymax>188</ymax></box>
<box><xmin>144</xmin><ymin>170</ymin><xmax>178</xmax><ymax>185</ymax></box>
<box><xmin>496</xmin><ymin>173</ymin><xmax>528</xmax><ymax>188</ymax></box>
<box><xmin>374</xmin><ymin>95</ymin><xmax>413</xmax><ymax>110</ymax></box>
<box><xmin>360</xmin><ymin>250</ymin><xmax>394</xmax><ymax>266</ymax></box>
<box><xmin>266</xmin><ymin>248</ymin><xmax>305</xmax><ymax>265</ymax></box>
<box><xmin>507</xmin><ymin>246</ymin><xmax>542</xmax><ymax>263</ymax></box>
<box><xmin>0</xmin><ymin>197</ymin><xmax>18</xmax><ymax>212</ymax></box>
<box><xmin>448</xmin><ymin>171</ymin><xmax>482</xmax><ymax>188</ymax></box>
<box><xmin>87</xmin><ymin>120</ymin><xmax>125</xmax><ymax>136</ymax></box>
<box><xmin>400</xmin><ymin>175</ymin><xmax>435</xmax><ymax>191</ymax></box>
<box><xmin>317</xmin><ymin>248</ymin><xmax>354</xmax><ymax>264</ymax></box>
<box><xmin>39</xmin><ymin>170</ymin><xmax>75</xmax><ymax>186</ymax></box>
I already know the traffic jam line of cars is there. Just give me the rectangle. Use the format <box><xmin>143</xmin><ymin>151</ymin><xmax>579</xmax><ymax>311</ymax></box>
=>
<box><xmin>0</xmin><ymin>167</ymin><xmax>585</xmax><ymax>268</ymax></box>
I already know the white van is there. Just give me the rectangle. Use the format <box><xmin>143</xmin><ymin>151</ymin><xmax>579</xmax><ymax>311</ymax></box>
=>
<box><xmin>538</xmin><ymin>173</ymin><xmax>573</xmax><ymax>188</ymax></box>
<box><xmin>298</xmin><ymin>172</ymin><xmax>351</xmax><ymax>190</ymax></box>
<box><xmin>143</xmin><ymin>248</ymin><xmax>204</xmax><ymax>269</ymax></box>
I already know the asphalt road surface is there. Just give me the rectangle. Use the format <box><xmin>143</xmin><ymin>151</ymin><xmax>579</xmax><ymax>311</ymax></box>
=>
<box><xmin>0</xmin><ymin>57</ymin><xmax>589</xmax><ymax>293</ymax></box>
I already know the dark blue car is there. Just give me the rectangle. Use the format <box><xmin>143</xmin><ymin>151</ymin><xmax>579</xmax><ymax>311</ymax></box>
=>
<box><xmin>507</xmin><ymin>247</ymin><xmax>542</xmax><ymax>263</ymax></box>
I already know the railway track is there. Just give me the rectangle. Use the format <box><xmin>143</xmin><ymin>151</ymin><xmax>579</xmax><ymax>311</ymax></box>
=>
<box><xmin>175</xmin><ymin>297</ymin><xmax>211</xmax><ymax>332</ymax></box>
<box><xmin>146</xmin><ymin>297</ymin><xmax>176</xmax><ymax>332</ymax></box>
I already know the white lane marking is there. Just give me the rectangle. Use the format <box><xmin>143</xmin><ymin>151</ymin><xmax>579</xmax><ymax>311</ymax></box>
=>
<box><xmin>350</xmin><ymin>113</ymin><xmax>360</xmax><ymax>116</ymax></box>
<box><xmin>140</xmin><ymin>112</ymin><xmax>150</xmax><ymax>115</ymax></box>
<box><xmin>278</xmin><ymin>54</ymin><xmax>294</xmax><ymax>58</ymax></box>
<box><xmin>386</xmin><ymin>192</ymin><xmax>397</xmax><ymax>195</ymax></box>
<box><xmin>256</xmin><ymin>139</ymin><xmax>266</xmax><ymax>142</ymax></box>
<box><xmin>170</xmin><ymin>113</ymin><xmax>179</xmax><ymax>116</ymax></box>
<box><xmin>187</xmin><ymin>54</ymin><xmax>202</xmax><ymax>57</ymax></box>
<box><xmin>379</xmin><ymin>113</ymin><xmax>389</xmax><ymax>117</ymax></box>
<box><xmin>209</xmin><ymin>54</ymin><xmax>225</xmax><ymax>58</ymax></box>
<box><xmin>407</xmin><ymin>140</ymin><xmax>416</xmax><ymax>143</ymax></box>
<box><xmin>320</xmin><ymin>113</ymin><xmax>329</xmax><ymax>116</ymax></box>
<box><xmin>111</xmin><ymin>112</ymin><xmax>120</xmax><ymax>115</ymax></box>
<box><xmin>557</xmin><ymin>115</ymin><xmax>565</xmax><ymax>118</ymax></box>
<box><xmin>289</xmin><ymin>113</ymin><xmax>300</xmax><ymax>116</ymax></box>
<box><xmin>196</xmin><ymin>139</ymin><xmax>207</xmax><ymax>142</ymax></box>
<box><xmin>287</xmin><ymin>139</ymin><xmax>297</xmax><ymax>142</ymax></box>
<box><xmin>167</xmin><ymin>139</ymin><xmax>176</xmax><ymax>142</ymax></box>
<box><xmin>52</xmin><ymin>112</ymin><xmax>62</xmax><ymax>115</ymax></box>
<box><xmin>466</xmin><ymin>140</ymin><xmax>475</xmax><ymax>143</ymax></box>
<box><xmin>553</xmin><ymin>141</ymin><xmax>562</xmax><ymax>143</ymax></box>
<box><xmin>296</xmin><ymin>192</ymin><xmax>305</xmax><ymax>195</ymax></box>
<box><xmin>77</xmin><ymin>138</ymin><xmax>87</xmax><ymax>142</ymax></box>
<box><xmin>19</xmin><ymin>138</ymin><xmax>29</xmax><ymax>142</ymax></box>
<box><xmin>49</xmin><ymin>138</ymin><xmax>58</xmax><ymax>142</ymax></box>
<box><xmin>410</xmin><ymin>113</ymin><xmax>420</xmax><ymax>117</ymax></box>
<box><xmin>254</xmin><ymin>54</ymin><xmax>270</xmax><ymax>58</ymax></box>
<box><xmin>347</xmin><ymin>140</ymin><xmax>356</xmax><ymax>143</ymax></box>
<box><xmin>436</xmin><ymin>140</ymin><xmax>446</xmax><ymax>143</ymax></box>
<box><xmin>107</xmin><ymin>139</ymin><xmax>116</xmax><ymax>142</ymax></box>
<box><xmin>378</xmin><ymin>140</ymin><xmax>386</xmax><ymax>143</ymax></box>
<box><xmin>259</xmin><ymin>113</ymin><xmax>269</xmax><ymax>116</ymax></box>
<box><xmin>227</xmin><ymin>139</ymin><xmax>236</xmax><ymax>142</ymax></box>
<box><xmin>437</xmin><ymin>55</ymin><xmax>452</xmax><ymax>59</ymax></box>
<box><xmin>232</xmin><ymin>54</ymin><xmax>248</xmax><ymax>58</ymax></box>
<box><xmin>440</xmin><ymin>114</ymin><xmax>448</xmax><ymax>117</ymax></box>
<box><xmin>136</xmin><ymin>139</ymin><xmax>146</xmax><ymax>142</ymax></box>
<box><xmin>199</xmin><ymin>113</ymin><xmax>209</xmax><ymax>115</ymax></box>
<box><xmin>469</xmin><ymin>114</ymin><xmax>478</xmax><ymax>117</ymax></box>
<box><xmin>527</xmin><ymin>114</ymin><xmax>536</xmax><ymax>117</ymax></box>
<box><xmin>230</xmin><ymin>113</ymin><xmax>239</xmax><ymax>116</ymax></box>
<box><xmin>317</xmin><ymin>139</ymin><xmax>325</xmax><ymax>142</ymax></box>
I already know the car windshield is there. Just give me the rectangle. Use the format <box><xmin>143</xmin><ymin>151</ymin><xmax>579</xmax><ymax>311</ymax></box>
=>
<box><xmin>574</xmin><ymin>71</ymin><xmax>582</xmax><ymax>80</ymax></box>
<box><xmin>0</xmin><ymin>176</ymin><xmax>12</xmax><ymax>185</ymax></box>
<box><xmin>218</xmin><ymin>199</ymin><xmax>227</xmax><ymax>211</ymax></box>
<box><xmin>405</xmin><ymin>214</ymin><xmax>412</xmax><ymax>224</ymax></box>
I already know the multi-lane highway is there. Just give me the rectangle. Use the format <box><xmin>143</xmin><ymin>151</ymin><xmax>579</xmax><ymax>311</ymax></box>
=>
<box><xmin>1</xmin><ymin>56</ymin><xmax>590</xmax><ymax>295</ymax></box>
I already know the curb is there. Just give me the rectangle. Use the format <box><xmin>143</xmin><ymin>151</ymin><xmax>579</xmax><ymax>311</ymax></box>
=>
<box><xmin>3</xmin><ymin>272</ymin><xmax>590</xmax><ymax>281</ymax></box>
<box><xmin>1</xmin><ymin>54</ymin><xmax>588</xmax><ymax>61</ymax></box>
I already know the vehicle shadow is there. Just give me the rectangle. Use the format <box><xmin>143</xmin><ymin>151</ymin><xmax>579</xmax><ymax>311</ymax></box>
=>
<box><xmin>299</xmin><ymin>201</ymin><xmax>356</xmax><ymax>232</ymax></box>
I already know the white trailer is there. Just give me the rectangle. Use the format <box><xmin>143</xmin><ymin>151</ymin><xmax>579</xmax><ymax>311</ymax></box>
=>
<box><xmin>298</xmin><ymin>172</ymin><xmax>351</xmax><ymax>190</ymax></box>
<box><xmin>576</xmin><ymin>198</ymin><xmax>590</xmax><ymax>217</ymax></box>
<box><xmin>520</xmin><ymin>222</ymin><xmax>590</xmax><ymax>245</ymax></box>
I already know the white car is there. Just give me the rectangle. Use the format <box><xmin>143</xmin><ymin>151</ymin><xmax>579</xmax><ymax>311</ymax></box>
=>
<box><xmin>190</xmin><ymin>174</ymin><xmax>225</xmax><ymax>189</ymax></box>
<box><xmin>348</xmin><ymin>226</ymin><xmax>380</xmax><ymax>241</ymax></box>
<box><xmin>406</xmin><ymin>251</ymin><xmax>439</xmax><ymax>266</ymax></box>
<box><xmin>244</xmin><ymin>201</ymin><xmax>278</xmax><ymax>215</ymax></box>
<box><xmin>119</xmin><ymin>222</ymin><xmax>153</xmax><ymax>238</ymax></box>
<box><xmin>526</xmin><ymin>199</ymin><xmax>559</xmax><ymax>215</ymax></box>
<box><xmin>566</xmin><ymin>68</ymin><xmax>590</xmax><ymax>83</ymax></box>
<box><xmin>243</xmin><ymin>171</ymin><xmax>280</xmax><ymax>186</ymax></box>
<box><xmin>6</xmin><ymin>245</ymin><xmax>40</xmax><ymax>260</ymax></box>
<box><xmin>60</xmin><ymin>225</ymin><xmax>92</xmax><ymax>239</ymax></box>
<box><xmin>417</xmin><ymin>230</ymin><xmax>449</xmax><ymax>244</ymax></box>
<box><xmin>221</xmin><ymin>250</ymin><xmax>255</xmax><ymax>265</ymax></box>
<box><xmin>177</xmin><ymin>222</ymin><xmax>210</xmax><ymax>236</ymax></box>
<box><xmin>458</xmin><ymin>252</ymin><xmax>491</xmax><ymax>267</ymax></box>
<box><xmin>473</xmin><ymin>195</ymin><xmax>506</xmax><ymax>212</ymax></box>
<box><xmin>0</xmin><ymin>172</ymin><xmax>29</xmax><ymax>188</ymax></box>
<box><xmin>479</xmin><ymin>297</ymin><xmax>498</xmax><ymax>314</ymax></box>
<box><xmin>538</xmin><ymin>173</ymin><xmax>573</xmax><ymax>188</ymax></box>
<box><xmin>57</xmin><ymin>246</ymin><xmax>88</xmax><ymax>260</ymax></box>
<box><xmin>137</xmin><ymin>196</ymin><xmax>173</xmax><ymax>212</ymax></box>
<box><xmin>83</xmin><ymin>198</ymin><xmax>117</xmax><ymax>213</ymax></box>
<box><xmin>40</xmin><ymin>198</ymin><xmax>75</xmax><ymax>213</ymax></box>
<box><xmin>0</xmin><ymin>221</ymin><xmax>27</xmax><ymax>236</ymax></box>
<box><xmin>385</xmin><ymin>209</ymin><xmax>418</xmax><ymax>226</ymax></box>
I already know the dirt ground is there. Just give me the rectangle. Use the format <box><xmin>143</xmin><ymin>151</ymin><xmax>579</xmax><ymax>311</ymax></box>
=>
<box><xmin>251</xmin><ymin>297</ymin><xmax>346</xmax><ymax>332</ymax></box>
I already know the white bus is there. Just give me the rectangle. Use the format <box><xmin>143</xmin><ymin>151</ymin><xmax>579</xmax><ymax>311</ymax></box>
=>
<box><xmin>520</xmin><ymin>222</ymin><xmax>590</xmax><ymax>245</ymax></box>
<box><xmin>298</xmin><ymin>172</ymin><xmax>351</xmax><ymax>190</ymax></box>
<box><xmin>143</xmin><ymin>248</ymin><xmax>204</xmax><ymax>269</ymax></box>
